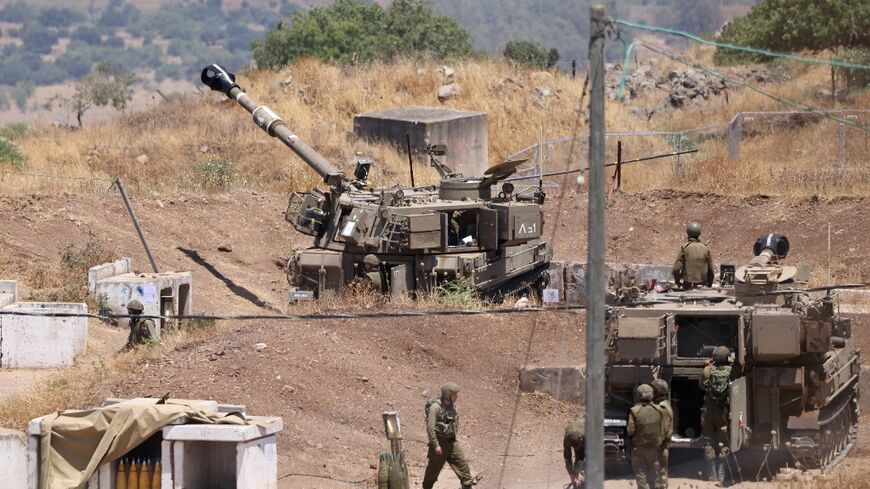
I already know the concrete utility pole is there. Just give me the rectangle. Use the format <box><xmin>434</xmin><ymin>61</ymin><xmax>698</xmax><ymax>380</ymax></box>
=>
<box><xmin>586</xmin><ymin>5</ymin><xmax>607</xmax><ymax>489</ymax></box>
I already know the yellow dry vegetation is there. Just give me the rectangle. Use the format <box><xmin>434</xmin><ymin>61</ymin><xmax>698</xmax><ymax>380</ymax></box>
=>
<box><xmin>1</xmin><ymin>51</ymin><xmax>868</xmax><ymax>197</ymax></box>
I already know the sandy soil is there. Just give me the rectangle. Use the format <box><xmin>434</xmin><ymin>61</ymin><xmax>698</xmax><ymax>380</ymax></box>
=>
<box><xmin>1</xmin><ymin>189</ymin><xmax>869</xmax><ymax>488</ymax></box>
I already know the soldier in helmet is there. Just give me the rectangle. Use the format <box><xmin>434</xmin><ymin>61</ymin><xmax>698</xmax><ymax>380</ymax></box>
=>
<box><xmin>423</xmin><ymin>382</ymin><xmax>475</xmax><ymax>489</ymax></box>
<box><xmin>124</xmin><ymin>300</ymin><xmax>158</xmax><ymax>349</ymax></box>
<box><xmin>672</xmin><ymin>222</ymin><xmax>715</xmax><ymax>288</ymax></box>
<box><xmin>651</xmin><ymin>379</ymin><xmax>674</xmax><ymax>488</ymax></box>
<box><xmin>357</xmin><ymin>254</ymin><xmax>384</xmax><ymax>292</ymax></box>
<box><xmin>563</xmin><ymin>417</ymin><xmax>585</xmax><ymax>488</ymax></box>
<box><xmin>628</xmin><ymin>384</ymin><xmax>671</xmax><ymax>489</ymax></box>
<box><xmin>699</xmin><ymin>346</ymin><xmax>733</xmax><ymax>486</ymax></box>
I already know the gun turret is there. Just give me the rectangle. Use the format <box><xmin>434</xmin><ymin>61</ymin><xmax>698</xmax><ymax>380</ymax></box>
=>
<box><xmin>201</xmin><ymin>64</ymin><xmax>347</xmax><ymax>188</ymax></box>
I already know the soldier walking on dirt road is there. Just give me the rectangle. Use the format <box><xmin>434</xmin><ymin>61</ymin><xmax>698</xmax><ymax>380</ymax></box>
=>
<box><xmin>651</xmin><ymin>379</ymin><xmax>673</xmax><ymax>488</ymax></box>
<box><xmin>628</xmin><ymin>384</ymin><xmax>672</xmax><ymax>489</ymax></box>
<box><xmin>563</xmin><ymin>417</ymin><xmax>585</xmax><ymax>488</ymax></box>
<box><xmin>672</xmin><ymin>222</ymin><xmax>714</xmax><ymax>288</ymax></box>
<box><xmin>124</xmin><ymin>300</ymin><xmax>158</xmax><ymax>349</ymax></box>
<box><xmin>423</xmin><ymin>382</ymin><xmax>475</xmax><ymax>489</ymax></box>
<box><xmin>700</xmin><ymin>346</ymin><xmax>733</xmax><ymax>486</ymax></box>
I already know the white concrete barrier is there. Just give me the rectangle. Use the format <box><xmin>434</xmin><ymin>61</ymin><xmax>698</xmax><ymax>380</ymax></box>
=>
<box><xmin>0</xmin><ymin>280</ymin><xmax>17</xmax><ymax>308</ymax></box>
<box><xmin>0</xmin><ymin>302</ymin><xmax>87</xmax><ymax>368</ymax></box>
<box><xmin>0</xmin><ymin>428</ymin><xmax>30</xmax><ymax>489</ymax></box>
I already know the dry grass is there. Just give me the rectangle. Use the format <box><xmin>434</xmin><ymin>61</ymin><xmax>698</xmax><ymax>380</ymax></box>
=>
<box><xmin>0</xmin><ymin>53</ymin><xmax>867</xmax><ymax>197</ymax></box>
<box><xmin>0</xmin><ymin>324</ymin><xmax>217</xmax><ymax>430</ymax></box>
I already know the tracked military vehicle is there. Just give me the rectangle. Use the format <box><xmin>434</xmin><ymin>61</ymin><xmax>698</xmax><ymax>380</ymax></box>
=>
<box><xmin>604</xmin><ymin>234</ymin><xmax>860</xmax><ymax>472</ymax></box>
<box><xmin>201</xmin><ymin>64</ymin><xmax>551</xmax><ymax>299</ymax></box>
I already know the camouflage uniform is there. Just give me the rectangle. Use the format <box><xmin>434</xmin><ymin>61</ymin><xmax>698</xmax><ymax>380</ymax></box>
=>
<box><xmin>651</xmin><ymin>379</ymin><xmax>674</xmax><ymax>488</ymax></box>
<box><xmin>356</xmin><ymin>254</ymin><xmax>383</xmax><ymax>292</ymax></box>
<box><xmin>423</xmin><ymin>383</ymin><xmax>474</xmax><ymax>489</ymax></box>
<box><xmin>628</xmin><ymin>385</ymin><xmax>670</xmax><ymax>489</ymax></box>
<box><xmin>699</xmin><ymin>347</ymin><xmax>732</xmax><ymax>485</ymax></box>
<box><xmin>563</xmin><ymin>418</ymin><xmax>585</xmax><ymax>486</ymax></box>
<box><xmin>125</xmin><ymin>301</ymin><xmax>158</xmax><ymax>349</ymax></box>
<box><xmin>673</xmin><ymin>223</ymin><xmax>714</xmax><ymax>288</ymax></box>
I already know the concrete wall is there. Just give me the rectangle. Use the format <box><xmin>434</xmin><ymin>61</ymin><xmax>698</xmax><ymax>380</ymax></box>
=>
<box><xmin>354</xmin><ymin>106</ymin><xmax>488</xmax><ymax>177</ymax></box>
<box><xmin>519</xmin><ymin>366</ymin><xmax>585</xmax><ymax>404</ymax></box>
<box><xmin>87</xmin><ymin>258</ymin><xmax>132</xmax><ymax>292</ymax></box>
<box><xmin>94</xmin><ymin>272</ymin><xmax>192</xmax><ymax>331</ymax></box>
<box><xmin>0</xmin><ymin>280</ymin><xmax>17</xmax><ymax>308</ymax></box>
<box><xmin>0</xmin><ymin>429</ymin><xmax>29</xmax><ymax>489</ymax></box>
<box><xmin>547</xmin><ymin>261</ymin><xmax>673</xmax><ymax>305</ymax></box>
<box><xmin>0</xmin><ymin>302</ymin><xmax>87</xmax><ymax>368</ymax></box>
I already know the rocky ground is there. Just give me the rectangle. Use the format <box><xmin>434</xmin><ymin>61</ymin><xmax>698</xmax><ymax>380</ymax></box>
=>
<box><xmin>1</xmin><ymin>188</ymin><xmax>869</xmax><ymax>488</ymax></box>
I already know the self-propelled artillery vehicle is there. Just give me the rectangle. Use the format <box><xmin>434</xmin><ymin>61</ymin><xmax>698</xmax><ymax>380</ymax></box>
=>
<box><xmin>604</xmin><ymin>234</ymin><xmax>860</xmax><ymax>472</ymax></box>
<box><xmin>201</xmin><ymin>64</ymin><xmax>551</xmax><ymax>299</ymax></box>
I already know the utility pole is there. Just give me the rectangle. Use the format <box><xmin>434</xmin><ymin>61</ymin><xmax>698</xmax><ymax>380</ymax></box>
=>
<box><xmin>586</xmin><ymin>5</ymin><xmax>607</xmax><ymax>489</ymax></box>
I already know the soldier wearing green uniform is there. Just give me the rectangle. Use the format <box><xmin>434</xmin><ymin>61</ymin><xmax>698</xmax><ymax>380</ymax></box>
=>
<box><xmin>124</xmin><ymin>300</ymin><xmax>158</xmax><ymax>349</ymax></box>
<box><xmin>563</xmin><ymin>417</ymin><xmax>585</xmax><ymax>488</ymax></box>
<box><xmin>651</xmin><ymin>379</ymin><xmax>673</xmax><ymax>488</ymax></box>
<box><xmin>672</xmin><ymin>222</ymin><xmax>714</xmax><ymax>288</ymax></box>
<box><xmin>359</xmin><ymin>254</ymin><xmax>384</xmax><ymax>292</ymax></box>
<box><xmin>699</xmin><ymin>346</ymin><xmax>733</xmax><ymax>486</ymax></box>
<box><xmin>423</xmin><ymin>382</ymin><xmax>474</xmax><ymax>489</ymax></box>
<box><xmin>628</xmin><ymin>384</ymin><xmax>672</xmax><ymax>489</ymax></box>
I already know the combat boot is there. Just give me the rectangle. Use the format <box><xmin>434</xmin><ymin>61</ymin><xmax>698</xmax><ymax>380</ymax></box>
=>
<box><xmin>716</xmin><ymin>460</ymin><xmax>727</xmax><ymax>487</ymax></box>
<box><xmin>706</xmin><ymin>460</ymin><xmax>717</xmax><ymax>483</ymax></box>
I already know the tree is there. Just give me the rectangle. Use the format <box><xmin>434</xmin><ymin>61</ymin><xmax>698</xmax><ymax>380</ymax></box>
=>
<box><xmin>66</xmin><ymin>63</ymin><xmax>134</xmax><ymax>128</ymax></box>
<box><xmin>714</xmin><ymin>0</ymin><xmax>870</xmax><ymax>64</ymax></box>
<box><xmin>503</xmin><ymin>40</ymin><xmax>559</xmax><ymax>69</ymax></box>
<box><xmin>252</xmin><ymin>0</ymin><xmax>473</xmax><ymax>68</ymax></box>
<box><xmin>670</xmin><ymin>0</ymin><xmax>722</xmax><ymax>35</ymax></box>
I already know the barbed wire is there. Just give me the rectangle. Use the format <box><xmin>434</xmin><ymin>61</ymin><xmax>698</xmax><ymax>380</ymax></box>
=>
<box><xmin>0</xmin><ymin>305</ymin><xmax>587</xmax><ymax>321</ymax></box>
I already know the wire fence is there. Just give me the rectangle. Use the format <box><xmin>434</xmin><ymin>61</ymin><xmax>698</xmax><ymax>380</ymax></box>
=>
<box><xmin>508</xmin><ymin>109</ymin><xmax>870</xmax><ymax>194</ymax></box>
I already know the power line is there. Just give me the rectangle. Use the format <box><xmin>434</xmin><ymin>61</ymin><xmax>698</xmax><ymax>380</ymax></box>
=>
<box><xmin>0</xmin><ymin>169</ymin><xmax>112</xmax><ymax>182</ymax></box>
<box><xmin>613</xmin><ymin>18</ymin><xmax>870</xmax><ymax>72</ymax></box>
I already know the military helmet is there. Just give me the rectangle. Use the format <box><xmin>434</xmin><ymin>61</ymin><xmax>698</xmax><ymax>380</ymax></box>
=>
<box><xmin>636</xmin><ymin>383</ymin><xmax>654</xmax><ymax>402</ymax></box>
<box><xmin>363</xmin><ymin>254</ymin><xmax>380</xmax><ymax>267</ymax></box>
<box><xmin>713</xmin><ymin>346</ymin><xmax>731</xmax><ymax>363</ymax></box>
<box><xmin>686</xmin><ymin>222</ymin><xmax>702</xmax><ymax>239</ymax></box>
<box><xmin>441</xmin><ymin>382</ymin><xmax>460</xmax><ymax>398</ymax></box>
<box><xmin>127</xmin><ymin>300</ymin><xmax>144</xmax><ymax>313</ymax></box>
<box><xmin>651</xmin><ymin>379</ymin><xmax>669</xmax><ymax>398</ymax></box>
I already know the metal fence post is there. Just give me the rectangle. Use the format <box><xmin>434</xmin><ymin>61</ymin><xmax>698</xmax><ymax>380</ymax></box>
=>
<box><xmin>728</xmin><ymin>113</ymin><xmax>743</xmax><ymax>161</ymax></box>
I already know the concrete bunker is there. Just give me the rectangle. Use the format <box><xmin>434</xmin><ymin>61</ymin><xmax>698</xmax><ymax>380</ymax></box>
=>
<box><xmin>88</xmin><ymin>258</ymin><xmax>193</xmax><ymax>334</ymax></box>
<box><xmin>354</xmin><ymin>106</ymin><xmax>489</xmax><ymax>177</ymax></box>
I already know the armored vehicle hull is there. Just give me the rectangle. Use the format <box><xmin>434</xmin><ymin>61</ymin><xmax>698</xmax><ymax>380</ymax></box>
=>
<box><xmin>604</xmin><ymin>236</ymin><xmax>860</xmax><ymax>473</ymax></box>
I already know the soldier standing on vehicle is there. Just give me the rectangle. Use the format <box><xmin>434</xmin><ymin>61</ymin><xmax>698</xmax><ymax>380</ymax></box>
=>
<box><xmin>672</xmin><ymin>222</ymin><xmax>715</xmax><ymax>288</ymax></box>
<box><xmin>628</xmin><ymin>384</ymin><xmax>671</xmax><ymax>489</ymax></box>
<box><xmin>423</xmin><ymin>382</ymin><xmax>475</xmax><ymax>489</ymax></box>
<box><xmin>700</xmin><ymin>346</ymin><xmax>733</xmax><ymax>486</ymax></box>
<box><xmin>563</xmin><ymin>417</ymin><xmax>585</xmax><ymax>488</ymax></box>
<box><xmin>651</xmin><ymin>379</ymin><xmax>673</xmax><ymax>488</ymax></box>
<box><xmin>124</xmin><ymin>300</ymin><xmax>158</xmax><ymax>349</ymax></box>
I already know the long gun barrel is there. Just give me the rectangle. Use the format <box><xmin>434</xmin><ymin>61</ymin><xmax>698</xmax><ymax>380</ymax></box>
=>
<box><xmin>201</xmin><ymin>64</ymin><xmax>346</xmax><ymax>187</ymax></box>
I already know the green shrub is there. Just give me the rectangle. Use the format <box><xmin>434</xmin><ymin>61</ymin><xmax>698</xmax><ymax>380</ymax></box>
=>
<box><xmin>503</xmin><ymin>40</ymin><xmax>559</xmax><ymax>69</ymax></box>
<box><xmin>197</xmin><ymin>158</ymin><xmax>237</xmax><ymax>192</ymax></box>
<box><xmin>436</xmin><ymin>277</ymin><xmax>481</xmax><ymax>309</ymax></box>
<box><xmin>0</xmin><ymin>138</ymin><xmax>25</xmax><ymax>167</ymax></box>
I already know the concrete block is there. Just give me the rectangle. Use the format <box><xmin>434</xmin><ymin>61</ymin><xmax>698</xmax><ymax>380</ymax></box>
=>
<box><xmin>354</xmin><ymin>106</ymin><xmax>488</xmax><ymax>177</ymax></box>
<box><xmin>236</xmin><ymin>436</ymin><xmax>278</xmax><ymax>489</ymax></box>
<box><xmin>93</xmin><ymin>269</ymin><xmax>192</xmax><ymax>331</ymax></box>
<box><xmin>0</xmin><ymin>302</ymin><xmax>87</xmax><ymax>368</ymax></box>
<box><xmin>163</xmin><ymin>417</ymin><xmax>283</xmax><ymax>442</ymax></box>
<box><xmin>519</xmin><ymin>366</ymin><xmax>585</xmax><ymax>404</ymax></box>
<box><xmin>859</xmin><ymin>366</ymin><xmax>870</xmax><ymax>414</ymax></box>
<box><xmin>0</xmin><ymin>280</ymin><xmax>17</xmax><ymax>308</ymax></box>
<box><xmin>87</xmin><ymin>258</ymin><xmax>132</xmax><ymax>292</ymax></box>
<box><xmin>0</xmin><ymin>428</ymin><xmax>30</xmax><ymax>489</ymax></box>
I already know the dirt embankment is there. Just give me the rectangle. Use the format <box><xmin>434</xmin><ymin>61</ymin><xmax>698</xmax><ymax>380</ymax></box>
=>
<box><xmin>1</xmin><ymin>189</ymin><xmax>870</xmax><ymax>488</ymax></box>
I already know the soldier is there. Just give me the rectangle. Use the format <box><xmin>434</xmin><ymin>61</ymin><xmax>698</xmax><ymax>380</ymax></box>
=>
<box><xmin>124</xmin><ymin>300</ymin><xmax>158</xmax><ymax>349</ymax></box>
<box><xmin>699</xmin><ymin>346</ymin><xmax>733</xmax><ymax>486</ymax></box>
<box><xmin>423</xmin><ymin>382</ymin><xmax>475</xmax><ymax>489</ymax></box>
<box><xmin>672</xmin><ymin>222</ymin><xmax>715</xmax><ymax>288</ymax></box>
<box><xmin>627</xmin><ymin>384</ymin><xmax>670</xmax><ymax>489</ymax></box>
<box><xmin>651</xmin><ymin>379</ymin><xmax>674</xmax><ymax>488</ymax></box>
<box><xmin>359</xmin><ymin>254</ymin><xmax>383</xmax><ymax>292</ymax></box>
<box><xmin>563</xmin><ymin>417</ymin><xmax>585</xmax><ymax>488</ymax></box>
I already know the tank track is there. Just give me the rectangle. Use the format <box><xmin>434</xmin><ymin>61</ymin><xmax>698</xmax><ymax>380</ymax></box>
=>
<box><xmin>786</xmin><ymin>383</ymin><xmax>859</xmax><ymax>472</ymax></box>
<box><xmin>481</xmin><ymin>265</ymin><xmax>550</xmax><ymax>301</ymax></box>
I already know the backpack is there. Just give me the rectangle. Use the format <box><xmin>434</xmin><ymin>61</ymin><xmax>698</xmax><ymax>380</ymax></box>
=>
<box><xmin>425</xmin><ymin>398</ymin><xmax>440</xmax><ymax>421</ymax></box>
<box><xmin>705</xmin><ymin>365</ymin><xmax>731</xmax><ymax>404</ymax></box>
